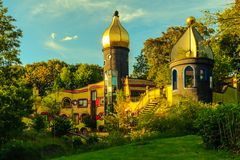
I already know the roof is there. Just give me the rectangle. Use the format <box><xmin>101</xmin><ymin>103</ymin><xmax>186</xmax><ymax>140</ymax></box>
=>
<box><xmin>102</xmin><ymin>11</ymin><xmax>129</xmax><ymax>49</ymax></box>
<box><xmin>171</xmin><ymin>26</ymin><xmax>213</xmax><ymax>61</ymax></box>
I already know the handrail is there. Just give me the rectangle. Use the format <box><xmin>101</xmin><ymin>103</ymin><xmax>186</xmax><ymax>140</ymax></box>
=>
<box><xmin>134</xmin><ymin>87</ymin><xmax>161</xmax><ymax>115</ymax></box>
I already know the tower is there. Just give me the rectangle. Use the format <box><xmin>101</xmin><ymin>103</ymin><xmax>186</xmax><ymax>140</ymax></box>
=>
<box><xmin>102</xmin><ymin>11</ymin><xmax>130</xmax><ymax>113</ymax></box>
<box><xmin>170</xmin><ymin>17</ymin><xmax>214</xmax><ymax>103</ymax></box>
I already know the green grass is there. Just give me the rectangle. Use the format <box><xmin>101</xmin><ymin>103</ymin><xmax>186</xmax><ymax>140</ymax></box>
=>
<box><xmin>52</xmin><ymin>135</ymin><xmax>240</xmax><ymax>160</ymax></box>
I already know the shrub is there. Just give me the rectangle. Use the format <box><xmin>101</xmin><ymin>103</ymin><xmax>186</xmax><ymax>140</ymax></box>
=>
<box><xmin>32</xmin><ymin>115</ymin><xmax>47</xmax><ymax>132</ymax></box>
<box><xmin>142</xmin><ymin>99</ymin><xmax>209</xmax><ymax>135</ymax></box>
<box><xmin>0</xmin><ymin>140</ymin><xmax>41</xmax><ymax>160</ymax></box>
<box><xmin>72</xmin><ymin>136</ymin><xmax>83</xmax><ymax>148</ymax></box>
<box><xmin>195</xmin><ymin>103</ymin><xmax>240</xmax><ymax>152</ymax></box>
<box><xmin>51</xmin><ymin>116</ymin><xmax>72</xmax><ymax>137</ymax></box>
<box><xmin>86</xmin><ymin>134</ymin><xmax>99</xmax><ymax>145</ymax></box>
<box><xmin>105</xmin><ymin>130</ymin><xmax>129</xmax><ymax>146</ymax></box>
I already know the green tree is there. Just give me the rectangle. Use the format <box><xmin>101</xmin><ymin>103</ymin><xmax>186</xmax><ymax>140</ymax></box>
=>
<box><xmin>142</xmin><ymin>26</ymin><xmax>186</xmax><ymax>87</ymax></box>
<box><xmin>59</xmin><ymin>66</ymin><xmax>72</xmax><ymax>89</ymax></box>
<box><xmin>203</xmin><ymin>1</ymin><xmax>240</xmax><ymax>90</ymax></box>
<box><xmin>0</xmin><ymin>0</ymin><xmax>22</xmax><ymax>66</ymax></box>
<box><xmin>0</xmin><ymin>0</ymin><xmax>33</xmax><ymax>143</ymax></box>
<box><xmin>41</xmin><ymin>94</ymin><xmax>60</xmax><ymax>116</ymax></box>
<box><xmin>0</xmin><ymin>83</ymin><xmax>33</xmax><ymax>143</ymax></box>
<box><xmin>74</xmin><ymin>64</ymin><xmax>103</xmax><ymax>88</ymax></box>
<box><xmin>131</xmin><ymin>53</ymin><xmax>149</xmax><ymax>79</ymax></box>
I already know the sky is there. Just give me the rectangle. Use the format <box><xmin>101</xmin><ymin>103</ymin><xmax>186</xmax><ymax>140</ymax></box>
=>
<box><xmin>4</xmin><ymin>0</ymin><xmax>233</xmax><ymax>72</ymax></box>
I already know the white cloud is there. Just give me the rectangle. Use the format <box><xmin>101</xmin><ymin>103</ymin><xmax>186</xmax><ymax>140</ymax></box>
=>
<box><xmin>31</xmin><ymin>0</ymin><xmax>111</xmax><ymax>17</ymax></box>
<box><xmin>45</xmin><ymin>41</ymin><xmax>65</xmax><ymax>51</ymax></box>
<box><xmin>121</xmin><ymin>9</ymin><xmax>146</xmax><ymax>22</ymax></box>
<box><xmin>62</xmin><ymin>35</ymin><xmax>78</xmax><ymax>41</ymax></box>
<box><xmin>51</xmin><ymin>33</ymin><xmax>56</xmax><ymax>39</ymax></box>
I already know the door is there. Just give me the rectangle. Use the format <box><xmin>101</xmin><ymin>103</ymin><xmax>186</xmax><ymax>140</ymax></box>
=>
<box><xmin>91</xmin><ymin>90</ymin><xmax>97</xmax><ymax>129</ymax></box>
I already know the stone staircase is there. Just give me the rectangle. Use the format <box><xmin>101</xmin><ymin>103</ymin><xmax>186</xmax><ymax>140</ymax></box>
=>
<box><xmin>139</xmin><ymin>99</ymin><xmax>160</xmax><ymax>116</ymax></box>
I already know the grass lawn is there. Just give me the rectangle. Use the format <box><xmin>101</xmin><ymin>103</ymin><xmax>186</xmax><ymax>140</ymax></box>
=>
<box><xmin>53</xmin><ymin>135</ymin><xmax>240</xmax><ymax>160</ymax></box>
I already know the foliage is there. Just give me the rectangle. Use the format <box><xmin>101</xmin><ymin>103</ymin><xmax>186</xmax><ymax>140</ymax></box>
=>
<box><xmin>140</xmin><ymin>99</ymin><xmax>210</xmax><ymax>135</ymax></box>
<box><xmin>0</xmin><ymin>83</ymin><xmax>33</xmax><ymax>144</ymax></box>
<box><xmin>203</xmin><ymin>1</ymin><xmax>240</xmax><ymax>90</ymax></box>
<box><xmin>25</xmin><ymin>61</ymin><xmax>103</xmax><ymax>95</ymax></box>
<box><xmin>0</xmin><ymin>1</ymin><xmax>33</xmax><ymax>144</ymax></box>
<box><xmin>59</xmin><ymin>66</ymin><xmax>72</xmax><ymax>89</ymax></box>
<box><xmin>41</xmin><ymin>93</ymin><xmax>60</xmax><ymax>116</ymax></box>
<box><xmin>0</xmin><ymin>0</ymin><xmax>22</xmax><ymax>66</ymax></box>
<box><xmin>25</xmin><ymin>59</ymin><xmax>67</xmax><ymax>96</ymax></box>
<box><xmin>141</xmin><ymin>26</ymin><xmax>186</xmax><ymax>87</ymax></box>
<box><xmin>51</xmin><ymin>116</ymin><xmax>73</xmax><ymax>137</ymax></box>
<box><xmin>195</xmin><ymin>103</ymin><xmax>240</xmax><ymax>152</ymax></box>
<box><xmin>0</xmin><ymin>140</ymin><xmax>41</xmax><ymax>160</ymax></box>
<box><xmin>131</xmin><ymin>53</ymin><xmax>149</xmax><ymax>79</ymax></box>
<box><xmin>73</xmin><ymin>64</ymin><xmax>103</xmax><ymax>88</ymax></box>
<box><xmin>81</xmin><ymin>113</ymin><xmax>94</xmax><ymax>128</ymax></box>
<box><xmin>72</xmin><ymin>136</ymin><xmax>83</xmax><ymax>148</ymax></box>
<box><xmin>32</xmin><ymin>115</ymin><xmax>47</xmax><ymax>132</ymax></box>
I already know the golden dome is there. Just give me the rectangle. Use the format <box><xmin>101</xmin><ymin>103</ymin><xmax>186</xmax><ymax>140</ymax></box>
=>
<box><xmin>186</xmin><ymin>16</ymin><xmax>196</xmax><ymax>26</ymax></box>
<box><xmin>102</xmin><ymin>11</ymin><xmax>129</xmax><ymax>49</ymax></box>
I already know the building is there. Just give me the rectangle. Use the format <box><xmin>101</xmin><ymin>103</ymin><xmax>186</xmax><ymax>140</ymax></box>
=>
<box><xmin>37</xmin><ymin>11</ymin><xmax>156</xmax><ymax>130</ymax></box>
<box><xmin>37</xmin><ymin>13</ymin><xmax>239</xmax><ymax>131</ymax></box>
<box><xmin>169</xmin><ymin>16</ymin><xmax>214</xmax><ymax>104</ymax></box>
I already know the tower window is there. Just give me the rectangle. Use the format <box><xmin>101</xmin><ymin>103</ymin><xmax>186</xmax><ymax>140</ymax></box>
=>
<box><xmin>108</xmin><ymin>54</ymin><xmax>112</xmax><ymax>60</ymax></box>
<box><xmin>199</xmin><ymin>68</ymin><xmax>207</xmax><ymax>81</ymax></box>
<box><xmin>184</xmin><ymin>66</ymin><xmax>194</xmax><ymax>88</ymax></box>
<box><xmin>172</xmin><ymin>69</ymin><xmax>177</xmax><ymax>90</ymax></box>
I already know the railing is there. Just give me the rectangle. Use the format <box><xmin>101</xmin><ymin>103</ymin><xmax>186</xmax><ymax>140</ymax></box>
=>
<box><xmin>133</xmin><ymin>87</ymin><xmax>161</xmax><ymax>115</ymax></box>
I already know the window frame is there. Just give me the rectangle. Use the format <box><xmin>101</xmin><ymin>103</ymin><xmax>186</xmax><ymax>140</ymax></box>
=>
<box><xmin>172</xmin><ymin>69</ymin><xmax>178</xmax><ymax>90</ymax></box>
<box><xmin>184</xmin><ymin>65</ymin><xmax>195</xmax><ymax>88</ymax></box>
<box><xmin>77</xmin><ymin>99</ymin><xmax>88</xmax><ymax>108</ymax></box>
<box><xmin>62</xmin><ymin>97</ymin><xmax>72</xmax><ymax>108</ymax></box>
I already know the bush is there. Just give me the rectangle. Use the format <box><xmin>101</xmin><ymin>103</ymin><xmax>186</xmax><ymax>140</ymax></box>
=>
<box><xmin>32</xmin><ymin>115</ymin><xmax>47</xmax><ymax>132</ymax></box>
<box><xmin>72</xmin><ymin>136</ymin><xmax>83</xmax><ymax>148</ymax></box>
<box><xmin>86</xmin><ymin>134</ymin><xmax>99</xmax><ymax>145</ymax></box>
<box><xmin>195</xmin><ymin>103</ymin><xmax>240</xmax><ymax>152</ymax></box>
<box><xmin>51</xmin><ymin>116</ymin><xmax>72</xmax><ymax>137</ymax></box>
<box><xmin>143</xmin><ymin>99</ymin><xmax>209</xmax><ymax>135</ymax></box>
<box><xmin>0</xmin><ymin>140</ymin><xmax>41</xmax><ymax>160</ymax></box>
<box><xmin>105</xmin><ymin>130</ymin><xmax>129</xmax><ymax>146</ymax></box>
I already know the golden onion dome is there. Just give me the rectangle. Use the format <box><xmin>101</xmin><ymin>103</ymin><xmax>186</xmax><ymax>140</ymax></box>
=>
<box><xmin>102</xmin><ymin>11</ymin><xmax>129</xmax><ymax>49</ymax></box>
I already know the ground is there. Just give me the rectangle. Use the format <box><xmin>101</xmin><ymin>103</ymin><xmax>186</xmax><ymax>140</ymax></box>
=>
<box><xmin>52</xmin><ymin>135</ymin><xmax>239</xmax><ymax>160</ymax></box>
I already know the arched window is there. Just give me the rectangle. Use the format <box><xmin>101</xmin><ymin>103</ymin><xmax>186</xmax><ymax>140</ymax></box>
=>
<box><xmin>172</xmin><ymin>69</ymin><xmax>177</xmax><ymax>90</ymax></box>
<box><xmin>62</xmin><ymin>97</ymin><xmax>71</xmax><ymax>108</ymax></box>
<box><xmin>199</xmin><ymin>68</ymin><xmax>207</xmax><ymax>81</ymax></box>
<box><xmin>184</xmin><ymin>66</ymin><xmax>194</xmax><ymax>88</ymax></box>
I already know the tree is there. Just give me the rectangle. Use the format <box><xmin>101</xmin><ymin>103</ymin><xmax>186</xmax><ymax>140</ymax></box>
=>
<box><xmin>203</xmin><ymin>1</ymin><xmax>240</xmax><ymax>90</ymax></box>
<box><xmin>0</xmin><ymin>0</ymin><xmax>33</xmax><ymax>143</ymax></box>
<box><xmin>24</xmin><ymin>60</ymin><xmax>67</xmax><ymax>96</ymax></box>
<box><xmin>41</xmin><ymin>94</ymin><xmax>60</xmax><ymax>116</ymax></box>
<box><xmin>0</xmin><ymin>82</ymin><xmax>33</xmax><ymax>143</ymax></box>
<box><xmin>141</xmin><ymin>26</ymin><xmax>186</xmax><ymax>87</ymax></box>
<box><xmin>131</xmin><ymin>53</ymin><xmax>148</xmax><ymax>79</ymax></box>
<box><xmin>0</xmin><ymin>0</ymin><xmax>22</xmax><ymax>66</ymax></box>
<box><xmin>59</xmin><ymin>66</ymin><xmax>72</xmax><ymax>89</ymax></box>
<box><xmin>73</xmin><ymin>64</ymin><xmax>103</xmax><ymax>88</ymax></box>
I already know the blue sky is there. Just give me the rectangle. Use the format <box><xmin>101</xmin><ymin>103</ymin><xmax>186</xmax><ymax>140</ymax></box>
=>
<box><xmin>4</xmin><ymin>0</ymin><xmax>232</xmax><ymax>71</ymax></box>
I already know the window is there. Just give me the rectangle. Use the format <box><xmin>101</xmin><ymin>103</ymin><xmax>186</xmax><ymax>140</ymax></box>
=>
<box><xmin>73</xmin><ymin>113</ymin><xmax>79</xmax><ymax>124</ymax></box>
<box><xmin>78</xmin><ymin>99</ymin><xmax>88</xmax><ymax>108</ymax></box>
<box><xmin>172</xmin><ymin>69</ymin><xmax>177</xmax><ymax>90</ymax></box>
<box><xmin>62</xmin><ymin>97</ymin><xmax>71</xmax><ymax>108</ymax></box>
<box><xmin>184</xmin><ymin>66</ymin><xmax>194</xmax><ymax>88</ymax></box>
<box><xmin>199</xmin><ymin>68</ymin><xmax>207</xmax><ymax>81</ymax></box>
